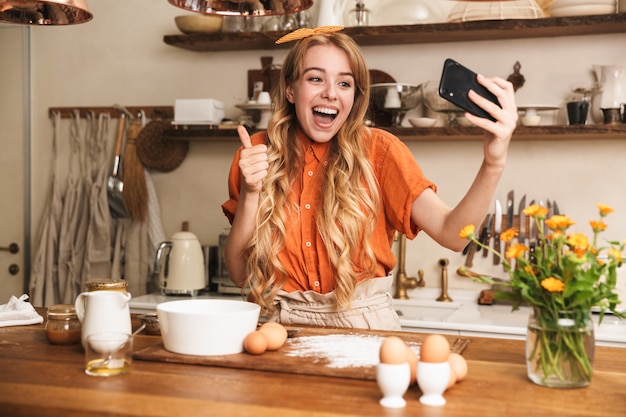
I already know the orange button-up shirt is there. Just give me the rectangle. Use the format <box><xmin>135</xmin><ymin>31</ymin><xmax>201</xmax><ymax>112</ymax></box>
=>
<box><xmin>222</xmin><ymin>127</ymin><xmax>436</xmax><ymax>294</ymax></box>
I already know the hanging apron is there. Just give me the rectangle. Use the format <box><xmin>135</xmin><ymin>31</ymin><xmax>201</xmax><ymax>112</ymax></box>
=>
<box><xmin>272</xmin><ymin>275</ymin><xmax>401</xmax><ymax>330</ymax></box>
<box><xmin>30</xmin><ymin>113</ymin><xmax>64</xmax><ymax>307</ymax></box>
<box><xmin>83</xmin><ymin>112</ymin><xmax>113</xmax><ymax>281</ymax></box>
<box><xmin>56</xmin><ymin>111</ymin><xmax>90</xmax><ymax>304</ymax></box>
<box><xmin>144</xmin><ymin>168</ymin><xmax>166</xmax><ymax>293</ymax></box>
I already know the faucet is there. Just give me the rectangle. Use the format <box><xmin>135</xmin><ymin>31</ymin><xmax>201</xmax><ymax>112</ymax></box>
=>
<box><xmin>436</xmin><ymin>258</ymin><xmax>453</xmax><ymax>302</ymax></box>
<box><xmin>393</xmin><ymin>232</ymin><xmax>425</xmax><ymax>299</ymax></box>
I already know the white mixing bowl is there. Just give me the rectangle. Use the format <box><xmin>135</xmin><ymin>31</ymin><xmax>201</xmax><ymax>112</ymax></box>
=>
<box><xmin>157</xmin><ymin>299</ymin><xmax>260</xmax><ymax>356</ymax></box>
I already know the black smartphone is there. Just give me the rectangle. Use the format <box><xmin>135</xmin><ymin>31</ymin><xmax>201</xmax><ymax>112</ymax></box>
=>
<box><xmin>438</xmin><ymin>58</ymin><xmax>500</xmax><ymax>122</ymax></box>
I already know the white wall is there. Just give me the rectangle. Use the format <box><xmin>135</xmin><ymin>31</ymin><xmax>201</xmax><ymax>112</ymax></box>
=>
<box><xmin>29</xmin><ymin>1</ymin><xmax>626</xmax><ymax>294</ymax></box>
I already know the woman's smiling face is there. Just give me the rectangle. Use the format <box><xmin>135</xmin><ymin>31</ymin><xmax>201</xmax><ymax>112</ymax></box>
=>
<box><xmin>285</xmin><ymin>44</ymin><xmax>356</xmax><ymax>143</ymax></box>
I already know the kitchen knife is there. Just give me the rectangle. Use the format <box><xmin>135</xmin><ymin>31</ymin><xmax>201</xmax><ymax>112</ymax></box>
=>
<box><xmin>517</xmin><ymin>194</ymin><xmax>527</xmax><ymax>245</ymax></box>
<box><xmin>493</xmin><ymin>200</ymin><xmax>502</xmax><ymax>265</ymax></box>
<box><xmin>481</xmin><ymin>213</ymin><xmax>494</xmax><ymax>258</ymax></box>
<box><xmin>528</xmin><ymin>199</ymin><xmax>537</xmax><ymax>264</ymax></box>
<box><xmin>506</xmin><ymin>190</ymin><xmax>515</xmax><ymax>230</ymax></box>
<box><xmin>553</xmin><ymin>200</ymin><xmax>561</xmax><ymax>215</ymax></box>
<box><xmin>504</xmin><ymin>191</ymin><xmax>514</xmax><ymax>270</ymax></box>
<box><xmin>465</xmin><ymin>214</ymin><xmax>491</xmax><ymax>267</ymax></box>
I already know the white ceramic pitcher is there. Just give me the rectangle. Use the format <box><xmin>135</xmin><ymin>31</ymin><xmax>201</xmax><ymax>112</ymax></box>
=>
<box><xmin>316</xmin><ymin>0</ymin><xmax>347</xmax><ymax>26</ymax></box>
<box><xmin>592</xmin><ymin>65</ymin><xmax>625</xmax><ymax>123</ymax></box>
<box><xmin>75</xmin><ymin>290</ymin><xmax>132</xmax><ymax>348</ymax></box>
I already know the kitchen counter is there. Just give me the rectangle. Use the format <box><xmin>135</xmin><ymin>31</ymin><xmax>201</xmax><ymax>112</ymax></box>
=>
<box><xmin>395</xmin><ymin>289</ymin><xmax>626</xmax><ymax>347</ymax></box>
<box><xmin>130</xmin><ymin>289</ymin><xmax>626</xmax><ymax>347</ymax></box>
<box><xmin>1</xmin><ymin>314</ymin><xmax>625</xmax><ymax>417</ymax></box>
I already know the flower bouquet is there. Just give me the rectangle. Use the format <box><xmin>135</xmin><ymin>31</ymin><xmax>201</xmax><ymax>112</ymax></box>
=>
<box><xmin>460</xmin><ymin>203</ymin><xmax>625</xmax><ymax>388</ymax></box>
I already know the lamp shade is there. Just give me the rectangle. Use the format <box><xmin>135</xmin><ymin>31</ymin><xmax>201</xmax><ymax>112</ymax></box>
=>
<box><xmin>0</xmin><ymin>0</ymin><xmax>92</xmax><ymax>25</ymax></box>
<box><xmin>168</xmin><ymin>0</ymin><xmax>313</xmax><ymax>16</ymax></box>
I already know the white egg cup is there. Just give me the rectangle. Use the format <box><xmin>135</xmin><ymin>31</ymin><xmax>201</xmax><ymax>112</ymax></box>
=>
<box><xmin>417</xmin><ymin>361</ymin><xmax>450</xmax><ymax>407</ymax></box>
<box><xmin>376</xmin><ymin>362</ymin><xmax>411</xmax><ymax>408</ymax></box>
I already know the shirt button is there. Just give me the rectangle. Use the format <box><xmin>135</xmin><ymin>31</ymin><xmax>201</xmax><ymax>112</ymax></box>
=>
<box><xmin>308</xmin><ymin>171</ymin><xmax>313</xmax><ymax>176</ymax></box>
<box><xmin>305</xmin><ymin>204</ymin><xmax>311</xmax><ymax>210</ymax></box>
<box><xmin>323</xmin><ymin>161</ymin><xmax>328</xmax><ymax>166</ymax></box>
<box><xmin>305</xmin><ymin>242</ymin><xmax>311</xmax><ymax>247</ymax></box>
<box><xmin>314</xmin><ymin>281</ymin><xmax>320</xmax><ymax>287</ymax></box>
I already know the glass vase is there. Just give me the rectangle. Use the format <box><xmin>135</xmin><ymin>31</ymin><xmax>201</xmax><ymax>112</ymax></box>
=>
<box><xmin>526</xmin><ymin>309</ymin><xmax>595</xmax><ymax>388</ymax></box>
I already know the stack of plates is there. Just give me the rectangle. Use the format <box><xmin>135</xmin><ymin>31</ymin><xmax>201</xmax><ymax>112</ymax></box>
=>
<box><xmin>550</xmin><ymin>0</ymin><xmax>615</xmax><ymax>17</ymax></box>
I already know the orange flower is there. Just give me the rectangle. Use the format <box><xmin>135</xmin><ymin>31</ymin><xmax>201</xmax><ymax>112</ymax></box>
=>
<box><xmin>545</xmin><ymin>215</ymin><xmax>575</xmax><ymax>231</ymax></box>
<box><xmin>567</xmin><ymin>232</ymin><xmax>589</xmax><ymax>250</ymax></box>
<box><xmin>541</xmin><ymin>277</ymin><xmax>564</xmax><ymax>293</ymax></box>
<box><xmin>506</xmin><ymin>243</ymin><xmax>528</xmax><ymax>259</ymax></box>
<box><xmin>589</xmin><ymin>220</ymin><xmax>607</xmax><ymax>232</ymax></box>
<box><xmin>523</xmin><ymin>265</ymin><xmax>536</xmax><ymax>276</ymax></box>
<box><xmin>500</xmin><ymin>227</ymin><xmax>518</xmax><ymax>243</ymax></box>
<box><xmin>459</xmin><ymin>224</ymin><xmax>475</xmax><ymax>240</ymax></box>
<box><xmin>597</xmin><ymin>203</ymin><xmax>614</xmax><ymax>217</ymax></box>
<box><xmin>609</xmin><ymin>248</ymin><xmax>622</xmax><ymax>263</ymax></box>
<box><xmin>523</xmin><ymin>204</ymin><xmax>549</xmax><ymax>219</ymax></box>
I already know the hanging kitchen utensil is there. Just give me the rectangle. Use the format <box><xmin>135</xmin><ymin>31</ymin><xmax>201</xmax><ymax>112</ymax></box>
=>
<box><xmin>135</xmin><ymin>120</ymin><xmax>189</xmax><ymax>173</ymax></box>
<box><xmin>107</xmin><ymin>113</ymin><xmax>128</xmax><ymax>218</ymax></box>
<box><xmin>122</xmin><ymin>117</ymin><xmax>148</xmax><ymax>222</ymax></box>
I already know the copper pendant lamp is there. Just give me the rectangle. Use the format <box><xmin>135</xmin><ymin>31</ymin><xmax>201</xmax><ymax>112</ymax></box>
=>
<box><xmin>167</xmin><ymin>0</ymin><xmax>313</xmax><ymax>16</ymax></box>
<box><xmin>0</xmin><ymin>0</ymin><xmax>93</xmax><ymax>25</ymax></box>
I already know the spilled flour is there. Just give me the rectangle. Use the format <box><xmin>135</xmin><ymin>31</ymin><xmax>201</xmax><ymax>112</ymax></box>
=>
<box><xmin>284</xmin><ymin>334</ymin><xmax>421</xmax><ymax>369</ymax></box>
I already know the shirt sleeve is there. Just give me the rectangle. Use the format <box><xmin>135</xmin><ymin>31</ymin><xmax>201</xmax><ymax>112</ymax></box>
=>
<box><xmin>370</xmin><ymin>128</ymin><xmax>436</xmax><ymax>239</ymax></box>
<box><xmin>221</xmin><ymin>131</ymin><xmax>267</xmax><ymax>224</ymax></box>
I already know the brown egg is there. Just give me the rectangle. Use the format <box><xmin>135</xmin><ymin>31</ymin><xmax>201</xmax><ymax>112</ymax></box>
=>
<box><xmin>420</xmin><ymin>334</ymin><xmax>450</xmax><ymax>363</ymax></box>
<box><xmin>259</xmin><ymin>322</ymin><xmax>288</xmax><ymax>350</ymax></box>
<box><xmin>244</xmin><ymin>330</ymin><xmax>268</xmax><ymax>355</ymax></box>
<box><xmin>406</xmin><ymin>346</ymin><xmax>418</xmax><ymax>385</ymax></box>
<box><xmin>448</xmin><ymin>352</ymin><xmax>468</xmax><ymax>382</ymax></box>
<box><xmin>379</xmin><ymin>336</ymin><xmax>408</xmax><ymax>364</ymax></box>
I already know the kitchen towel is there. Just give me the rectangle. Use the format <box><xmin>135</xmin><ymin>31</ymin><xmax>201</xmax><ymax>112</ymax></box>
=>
<box><xmin>0</xmin><ymin>294</ymin><xmax>44</xmax><ymax>327</ymax></box>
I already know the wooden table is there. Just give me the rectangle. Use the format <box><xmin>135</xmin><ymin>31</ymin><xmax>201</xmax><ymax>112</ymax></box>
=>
<box><xmin>1</xmin><ymin>314</ymin><xmax>625</xmax><ymax>417</ymax></box>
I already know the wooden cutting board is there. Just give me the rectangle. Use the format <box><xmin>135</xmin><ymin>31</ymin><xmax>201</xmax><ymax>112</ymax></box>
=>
<box><xmin>134</xmin><ymin>327</ymin><xmax>469</xmax><ymax>381</ymax></box>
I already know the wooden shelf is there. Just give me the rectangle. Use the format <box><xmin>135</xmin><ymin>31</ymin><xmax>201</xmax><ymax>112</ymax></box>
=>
<box><xmin>165</xmin><ymin>124</ymin><xmax>626</xmax><ymax>142</ymax></box>
<box><xmin>163</xmin><ymin>13</ymin><xmax>626</xmax><ymax>52</ymax></box>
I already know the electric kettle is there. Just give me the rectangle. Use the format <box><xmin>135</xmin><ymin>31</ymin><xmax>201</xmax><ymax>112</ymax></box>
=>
<box><xmin>154</xmin><ymin>230</ymin><xmax>206</xmax><ymax>296</ymax></box>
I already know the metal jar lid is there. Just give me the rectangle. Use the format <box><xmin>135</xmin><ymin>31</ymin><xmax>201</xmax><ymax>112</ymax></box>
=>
<box><xmin>85</xmin><ymin>279</ymin><xmax>128</xmax><ymax>292</ymax></box>
<box><xmin>47</xmin><ymin>304</ymin><xmax>78</xmax><ymax>320</ymax></box>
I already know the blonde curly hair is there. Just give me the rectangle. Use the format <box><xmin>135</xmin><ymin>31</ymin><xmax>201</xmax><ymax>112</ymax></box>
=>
<box><xmin>242</xmin><ymin>33</ymin><xmax>381</xmax><ymax>314</ymax></box>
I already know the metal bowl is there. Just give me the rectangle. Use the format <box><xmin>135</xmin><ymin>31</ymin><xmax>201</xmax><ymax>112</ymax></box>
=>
<box><xmin>369</xmin><ymin>83</ymin><xmax>422</xmax><ymax>126</ymax></box>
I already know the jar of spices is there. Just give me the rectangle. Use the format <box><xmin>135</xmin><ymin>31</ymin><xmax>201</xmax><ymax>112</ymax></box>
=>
<box><xmin>45</xmin><ymin>304</ymin><xmax>82</xmax><ymax>345</ymax></box>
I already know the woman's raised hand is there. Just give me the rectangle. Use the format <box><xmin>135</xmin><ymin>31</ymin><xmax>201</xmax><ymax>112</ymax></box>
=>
<box><xmin>237</xmin><ymin>125</ymin><xmax>269</xmax><ymax>194</ymax></box>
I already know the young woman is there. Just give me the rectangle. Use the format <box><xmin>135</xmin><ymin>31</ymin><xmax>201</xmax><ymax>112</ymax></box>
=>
<box><xmin>222</xmin><ymin>28</ymin><xmax>518</xmax><ymax>330</ymax></box>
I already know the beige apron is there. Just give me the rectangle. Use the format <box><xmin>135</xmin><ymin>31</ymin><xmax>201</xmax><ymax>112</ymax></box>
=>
<box><xmin>273</xmin><ymin>275</ymin><xmax>400</xmax><ymax>330</ymax></box>
<box><xmin>83</xmin><ymin>112</ymin><xmax>113</xmax><ymax>281</ymax></box>
<box><xmin>57</xmin><ymin>110</ymin><xmax>91</xmax><ymax>304</ymax></box>
<box><xmin>30</xmin><ymin>113</ymin><xmax>64</xmax><ymax>307</ymax></box>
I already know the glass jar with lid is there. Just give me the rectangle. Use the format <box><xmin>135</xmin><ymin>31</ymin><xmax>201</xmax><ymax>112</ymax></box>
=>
<box><xmin>45</xmin><ymin>304</ymin><xmax>82</xmax><ymax>345</ymax></box>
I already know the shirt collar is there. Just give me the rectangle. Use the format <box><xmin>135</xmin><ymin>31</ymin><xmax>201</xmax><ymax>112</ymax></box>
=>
<box><xmin>297</xmin><ymin>128</ymin><xmax>331</xmax><ymax>163</ymax></box>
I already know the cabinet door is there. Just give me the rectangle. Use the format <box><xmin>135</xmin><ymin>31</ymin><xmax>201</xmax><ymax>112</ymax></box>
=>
<box><xmin>0</xmin><ymin>26</ymin><xmax>26</xmax><ymax>301</ymax></box>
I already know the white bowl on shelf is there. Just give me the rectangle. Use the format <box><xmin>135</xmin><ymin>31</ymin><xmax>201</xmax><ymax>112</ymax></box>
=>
<box><xmin>521</xmin><ymin>115</ymin><xmax>542</xmax><ymax>126</ymax></box>
<box><xmin>409</xmin><ymin>117</ymin><xmax>438</xmax><ymax>128</ymax></box>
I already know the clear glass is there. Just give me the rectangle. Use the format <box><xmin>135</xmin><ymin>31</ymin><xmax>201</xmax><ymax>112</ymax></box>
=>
<box><xmin>526</xmin><ymin>310</ymin><xmax>595</xmax><ymax>388</ymax></box>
